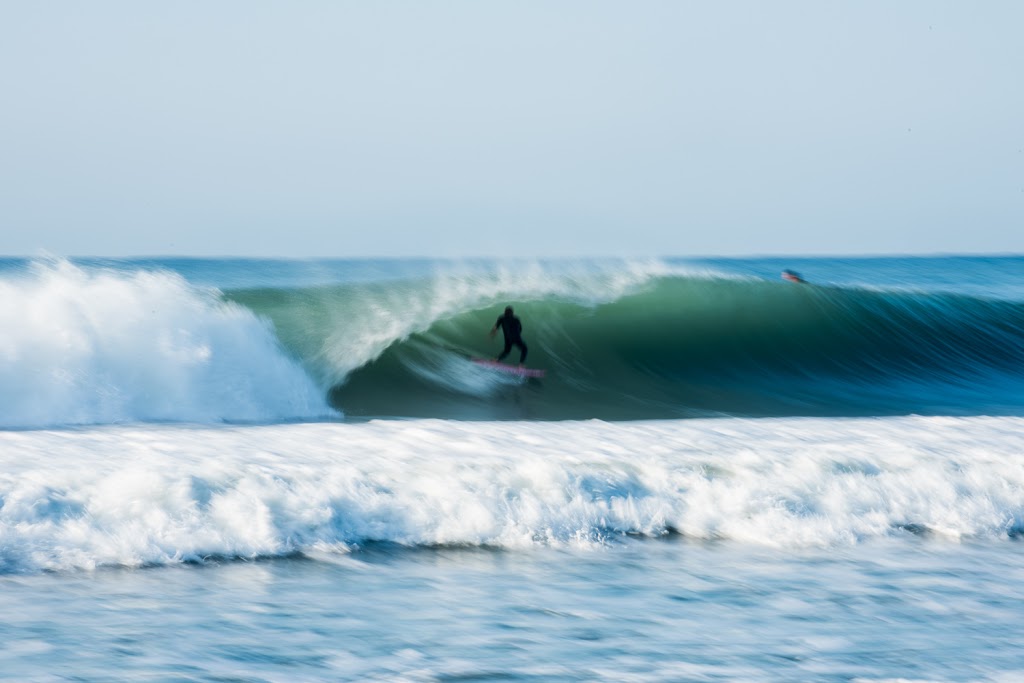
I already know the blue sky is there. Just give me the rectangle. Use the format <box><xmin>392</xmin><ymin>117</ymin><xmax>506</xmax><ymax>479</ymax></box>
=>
<box><xmin>2</xmin><ymin>2</ymin><xmax>1022</xmax><ymax>258</ymax></box>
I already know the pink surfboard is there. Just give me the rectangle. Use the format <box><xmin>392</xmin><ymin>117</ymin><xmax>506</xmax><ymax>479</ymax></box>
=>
<box><xmin>471</xmin><ymin>358</ymin><xmax>546</xmax><ymax>378</ymax></box>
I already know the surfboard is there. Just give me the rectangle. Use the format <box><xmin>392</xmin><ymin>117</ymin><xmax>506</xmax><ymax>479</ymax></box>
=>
<box><xmin>471</xmin><ymin>359</ymin><xmax>546</xmax><ymax>378</ymax></box>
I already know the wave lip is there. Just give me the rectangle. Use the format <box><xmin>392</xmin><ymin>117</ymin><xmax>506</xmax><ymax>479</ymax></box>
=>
<box><xmin>0</xmin><ymin>260</ymin><xmax>332</xmax><ymax>428</ymax></box>
<box><xmin>2</xmin><ymin>417</ymin><xmax>1023</xmax><ymax>573</ymax></box>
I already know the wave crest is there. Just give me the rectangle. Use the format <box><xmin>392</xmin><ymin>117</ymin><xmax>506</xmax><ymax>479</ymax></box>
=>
<box><xmin>0</xmin><ymin>260</ymin><xmax>332</xmax><ymax>427</ymax></box>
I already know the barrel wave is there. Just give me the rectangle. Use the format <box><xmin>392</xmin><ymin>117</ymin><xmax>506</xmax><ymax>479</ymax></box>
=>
<box><xmin>229</xmin><ymin>265</ymin><xmax>1024</xmax><ymax>420</ymax></box>
<box><xmin>4</xmin><ymin>258</ymin><xmax>1023</xmax><ymax>427</ymax></box>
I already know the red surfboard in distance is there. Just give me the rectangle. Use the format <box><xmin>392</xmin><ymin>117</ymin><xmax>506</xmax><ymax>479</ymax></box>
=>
<box><xmin>471</xmin><ymin>358</ymin><xmax>546</xmax><ymax>378</ymax></box>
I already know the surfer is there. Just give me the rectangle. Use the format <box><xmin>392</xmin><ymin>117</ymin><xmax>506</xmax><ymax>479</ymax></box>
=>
<box><xmin>782</xmin><ymin>269</ymin><xmax>807</xmax><ymax>284</ymax></box>
<box><xmin>490</xmin><ymin>305</ymin><xmax>528</xmax><ymax>364</ymax></box>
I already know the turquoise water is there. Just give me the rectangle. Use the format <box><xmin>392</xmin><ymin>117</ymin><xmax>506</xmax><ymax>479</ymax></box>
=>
<box><xmin>2</xmin><ymin>256</ymin><xmax>1024</xmax><ymax>681</ymax></box>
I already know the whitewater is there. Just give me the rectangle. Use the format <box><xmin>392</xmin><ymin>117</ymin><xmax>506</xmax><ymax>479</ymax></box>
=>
<box><xmin>3</xmin><ymin>256</ymin><xmax>1024</xmax><ymax>681</ymax></box>
<box><xmin>3</xmin><ymin>416</ymin><xmax>1024</xmax><ymax>575</ymax></box>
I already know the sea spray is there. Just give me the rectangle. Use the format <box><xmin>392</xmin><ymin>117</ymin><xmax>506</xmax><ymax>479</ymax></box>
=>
<box><xmin>0</xmin><ymin>260</ymin><xmax>331</xmax><ymax>427</ymax></box>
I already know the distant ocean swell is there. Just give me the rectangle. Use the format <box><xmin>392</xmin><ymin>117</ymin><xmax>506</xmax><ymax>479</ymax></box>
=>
<box><xmin>2</xmin><ymin>259</ymin><xmax>1024</xmax><ymax>427</ymax></box>
<box><xmin>2</xmin><ymin>417</ymin><xmax>1023</xmax><ymax>573</ymax></box>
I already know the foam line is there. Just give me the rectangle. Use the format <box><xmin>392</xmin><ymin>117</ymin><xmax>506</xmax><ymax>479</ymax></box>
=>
<box><xmin>2</xmin><ymin>416</ymin><xmax>1022</xmax><ymax>572</ymax></box>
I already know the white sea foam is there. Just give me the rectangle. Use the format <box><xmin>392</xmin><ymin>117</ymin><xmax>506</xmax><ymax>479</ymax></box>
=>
<box><xmin>403</xmin><ymin>348</ymin><xmax>526</xmax><ymax>397</ymax></box>
<box><xmin>2</xmin><ymin>416</ymin><xmax>1023</xmax><ymax>573</ymax></box>
<box><xmin>0</xmin><ymin>260</ymin><xmax>332</xmax><ymax>427</ymax></box>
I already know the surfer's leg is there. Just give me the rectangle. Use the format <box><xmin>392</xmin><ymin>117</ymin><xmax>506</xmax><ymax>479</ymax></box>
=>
<box><xmin>517</xmin><ymin>340</ymin><xmax>528</xmax><ymax>364</ymax></box>
<box><xmin>497</xmin><ymin>340</ymin><xmax>513</xmax><ymax>361</ymax></box>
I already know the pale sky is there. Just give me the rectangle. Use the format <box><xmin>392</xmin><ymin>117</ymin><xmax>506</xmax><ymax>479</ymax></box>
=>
<box><xmin>1</xmin><ymin>2</ymin><xmax>1022</xmax><ymax>258</ymax></box>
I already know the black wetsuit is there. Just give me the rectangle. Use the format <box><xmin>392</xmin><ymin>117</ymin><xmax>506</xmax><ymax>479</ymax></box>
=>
<box><xmin>495</xmin><ymin>313</ymin><xmax>528</xmax><ymax>363</ymax></box>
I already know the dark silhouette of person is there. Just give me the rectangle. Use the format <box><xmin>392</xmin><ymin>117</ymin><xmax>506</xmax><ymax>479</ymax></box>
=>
<box><xmin>489</xmin><ymin>305</ymin><xmax>528</xmax><ymax>364</ymax></box>
<box><xmin>782</xmin><ymin>269</ymin><xmax>807</xmax><ymax>283</ymax></box>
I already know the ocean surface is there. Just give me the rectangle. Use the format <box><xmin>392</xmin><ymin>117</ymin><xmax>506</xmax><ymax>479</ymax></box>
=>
<box><xmin>2</xmin><ymin>255</ymin><xmax>1024</xmax><ymax>681</ymax></box>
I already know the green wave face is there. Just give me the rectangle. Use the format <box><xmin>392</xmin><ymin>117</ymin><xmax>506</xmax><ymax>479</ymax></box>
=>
<box><xmin>229</xmin><ymin>273</ymin><xmax>1024</xmax><ymax>420</ymax></box>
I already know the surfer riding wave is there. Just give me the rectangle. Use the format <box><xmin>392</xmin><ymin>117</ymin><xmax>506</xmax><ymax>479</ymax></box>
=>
<box><xmin>490</xmin><ymin>306</ymin><xmax>528</xmax><ymax>364</ymax></box>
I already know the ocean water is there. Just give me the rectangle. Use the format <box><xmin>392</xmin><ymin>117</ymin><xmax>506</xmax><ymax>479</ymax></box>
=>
<box><xmin>2</xmin><ymin>256</ymin><xmax>1024</xmax><ymax>681</ymax></box>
